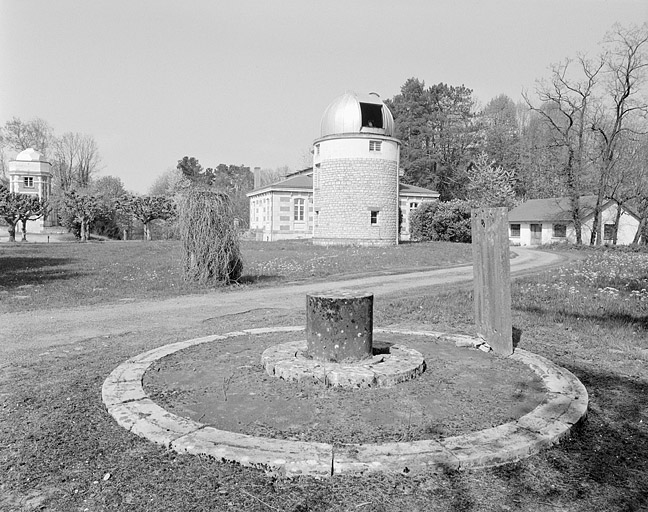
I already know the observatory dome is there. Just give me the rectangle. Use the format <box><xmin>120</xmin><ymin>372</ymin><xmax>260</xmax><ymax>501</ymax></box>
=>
<box><xmin>320</xmin><ymin>91</ymin><xmax>395</xmax><ymax>138</ymax></box>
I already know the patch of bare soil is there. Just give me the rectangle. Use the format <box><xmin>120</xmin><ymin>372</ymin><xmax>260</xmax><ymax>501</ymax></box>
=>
<box><xmin>144</xmin><ymin>331</ymin><xmax>546</xmax><ymax>445</ymax></box>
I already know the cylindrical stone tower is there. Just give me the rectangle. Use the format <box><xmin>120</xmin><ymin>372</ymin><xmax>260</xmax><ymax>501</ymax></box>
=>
<box><xmin>312</xmin><ymin>91</ymin><xmax>400</xmax><ymax>246</ymax></box>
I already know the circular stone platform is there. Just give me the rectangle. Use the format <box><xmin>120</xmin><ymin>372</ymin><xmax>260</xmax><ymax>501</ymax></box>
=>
<box><xmin>261</xmin><ymin>340</ymin><xmax>425</xmax><ymax>388</ymax></box>
<box><xmin>102</xmin><ymin>327</ymin><xmax>588</xmax><ymax>478</ymax></box>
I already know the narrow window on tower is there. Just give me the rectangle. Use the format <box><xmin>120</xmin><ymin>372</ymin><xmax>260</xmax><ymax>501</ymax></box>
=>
<box><xmin>370</xmin><ymin>210</ymin><xmax>379</xmax><ymax>225</ymax></box>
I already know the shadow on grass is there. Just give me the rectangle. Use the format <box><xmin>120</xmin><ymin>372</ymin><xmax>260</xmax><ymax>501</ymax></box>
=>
<box><xmin>436</xmin><ymin>363</ymin><xmax>648</xmax><ymax>511</ymax></box>
<box><xmin>0</xmin><ymin>256</ymin><xmax>78</xmax><ymax>289</ymax></box>
<box><xmin>2</xmin><ymin>344</ymin><xmax>647</xmax><ymax>511</ymax></box>
<box><xmin>512</xmin><ymin>326</ymin><xmax>522</xmax><ymax>348</ymax></box>
<box><xmin>237</xmin><ymin>274</ymin><xmax>282</xmax><ymax>285</ymax></box>
<box><xmin>518</xmin><ymin>305</ymin><xmax>648</xmax><ymax>331</ymax></box>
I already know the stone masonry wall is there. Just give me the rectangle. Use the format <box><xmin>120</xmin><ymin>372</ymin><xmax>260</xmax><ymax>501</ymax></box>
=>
<box><xmin>315</xmin><ymin>158</ymin><xmax>398</xmax><ymax>245</ymax></box>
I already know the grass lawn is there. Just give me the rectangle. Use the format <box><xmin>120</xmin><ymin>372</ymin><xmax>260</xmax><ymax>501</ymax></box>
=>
<box><xmin>0</xmin><ymin>239</ymin><xmax>472</xmax><ymax>313</ymax></box>
<box><xmin>1</xmin><ymin>241</ymin><xmax>647</xmax><ymax>511</ymax></box>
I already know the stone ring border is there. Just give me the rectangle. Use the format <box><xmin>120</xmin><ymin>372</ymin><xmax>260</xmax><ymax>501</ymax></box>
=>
<box><xmin>102</xmin><ymin>327</ymin><xmax>588</xmax><ymax>478</ymax></box>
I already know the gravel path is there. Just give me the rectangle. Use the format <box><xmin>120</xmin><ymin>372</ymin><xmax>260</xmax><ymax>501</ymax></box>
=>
<box><xmin>0</xmin><ymin>247</ymin><xmax>567</xmax><ymax>355</ymax></box>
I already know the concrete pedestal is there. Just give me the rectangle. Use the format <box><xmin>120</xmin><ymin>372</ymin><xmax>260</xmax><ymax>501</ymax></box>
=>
<box><xmin>306</xmin><ymin>290</ymin><xmax>373</xmax><ymax>362</ymax></box>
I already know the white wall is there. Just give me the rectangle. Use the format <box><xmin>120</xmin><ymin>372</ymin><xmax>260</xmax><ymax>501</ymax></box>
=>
<box><xmin>509</xmin><ymin>202</ymin><xmax>640</xmax><ymax>246</ymax></box>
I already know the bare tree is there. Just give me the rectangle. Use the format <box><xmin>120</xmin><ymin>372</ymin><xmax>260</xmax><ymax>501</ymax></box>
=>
<box><xmin>1</xmin><ymin>117</ymin><xmax>53</xmax><ymax>155</ymax></box>
<box><xmin>115</xmin><ymin>194</ymin><xmax>176</xmax><ymax>241</ymax></box>
<box><xmin>589</xmin><ymin>23</ymin><xmax>648</xmax><ymax>244</ymax></box>
<box><xmin>60</xmin><ymin>190</ymin><xmax>100</xmax><ymax>242</ymax></box>
<box><xmin>76</xmin><ymin>135</ymin><xmax>100</xmax><ymax>188</ymax></box>
<box><xmin>256</xmin><ymin>166</ymin><xmax>291</xmax><ymax>187</ymax></box>
<box><xmin>524</xmin><ymin>55</ymin><xmax>603</xmax><ymax>244</ymax></box>
<box><xmin>52</xmin><ymin>132</ymin><xmax>101</xmax><ymax>191</ymax></box>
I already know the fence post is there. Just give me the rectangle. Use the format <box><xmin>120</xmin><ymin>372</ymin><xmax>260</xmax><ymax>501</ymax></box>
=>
<box><xmin>471</xmin><ymin>207</ymin><xmax>513</xmax><ymax>356</ymax></box>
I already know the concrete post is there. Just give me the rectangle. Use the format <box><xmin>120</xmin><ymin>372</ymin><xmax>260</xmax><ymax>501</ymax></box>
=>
<box><xmin>471</xmin><ymin>207</ymin><xmax>513</xmax><ymax>356</ymax></box>
<box><xmin>306</xmin><ymin>290</ymin><xmax>373</xmax><ymax>362</ymax></box>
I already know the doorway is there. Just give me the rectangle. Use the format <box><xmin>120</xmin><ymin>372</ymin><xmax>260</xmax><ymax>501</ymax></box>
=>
<box><xmin>530</xmin><ymin>224</ymin><xmax>542</xmax><ymax>245</ymax></box>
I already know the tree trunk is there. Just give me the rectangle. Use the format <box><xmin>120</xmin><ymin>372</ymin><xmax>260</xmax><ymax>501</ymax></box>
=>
<box><xmin>144</xmin><ymin>222</ymin><xmax>151</xmax><ymax>241</ymax></box>
<box><xmin>123</xmin><ymin>228</ymin><xmax>128</xmax><ymax>241</ymax></box>
<box><xmin>612</xmin><ymin>204</ymin><xmax>622</xmax><ymax>245</ymax></box>
<box><xmin>8</xmin><ymin>224</ymin><xmax>16</xmax><ymax>242</ymax></box>
<box><xmin>80</xmin><ymin>219</ymin><xmax>89</xmax><ymax>242</ymax></box>
<box><xmin>589</xmin><ymin>186</ymin><xmax>606</xmax><ymax>246</ymax></box>
<box><xmin>565</xmin><ymin>148</ymin><xmax>583</xmax><ymax>245</ymax></box>
<box><xmin>632</xmin><ymin>215</ymin><xmax>646</xmax><ymax>244</ymax></box>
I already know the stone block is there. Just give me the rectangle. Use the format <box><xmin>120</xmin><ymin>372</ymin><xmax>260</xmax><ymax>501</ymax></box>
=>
<box><xmin>172</xmin><ymin>427</ymin><xmax>333</xmax><ymax>478</ymax></box>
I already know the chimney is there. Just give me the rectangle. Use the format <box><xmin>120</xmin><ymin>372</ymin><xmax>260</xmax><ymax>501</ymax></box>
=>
<box><xmin>253</xmin><ymin>167</ymin><xmax>262</xmax><ymax>189</ymax></box>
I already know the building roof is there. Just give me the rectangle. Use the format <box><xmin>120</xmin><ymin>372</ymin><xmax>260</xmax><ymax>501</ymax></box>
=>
<box><xmin>509</xmin><ymin>195</ymin><xmax>606</xmax><ymax>222</ymax></box>
<box><xmin>247</xmin><ymin>174</ymin><xmax>313</xmax><ymax>196</ymax></box>
<box><xmin>285</xmin><ymin>167</ymin><xmax>313</xmax><ymax>178</ymax></box>
<box><xmin>319</xmin><ymin>91</ymin><xmax>395</xmax><ymax>138</ymax></box>
<box><xmin>400</xmin><ymin>183</ymin><xmax>440</xmax><ymax>198</ymax></box>
<box><xmin>248</xmin><ymin>174</ymin><xmax>439</xmax><ymax>199</ymax></box>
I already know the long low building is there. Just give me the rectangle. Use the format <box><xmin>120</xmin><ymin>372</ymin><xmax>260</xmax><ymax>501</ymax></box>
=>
<box><xmin>247</xmin><ymin>169</ymin><xmax>439</xmax><ymax>242</ymax></box>
<box><xmin>508</xmin><ymin>195</ymin><xmax>640</xmax><ymax>246</ymax></box>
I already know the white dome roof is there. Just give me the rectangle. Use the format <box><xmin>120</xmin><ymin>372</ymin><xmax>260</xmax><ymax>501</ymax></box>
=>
<box><xmin>16</xmin><ymin>148</ymin><xmax>44</xmax><ymax>162</ymax></box>
<box><xmin>320</xmin><ymin>91</ymin><xmax>395</xmax><ymax>138</ymax></box>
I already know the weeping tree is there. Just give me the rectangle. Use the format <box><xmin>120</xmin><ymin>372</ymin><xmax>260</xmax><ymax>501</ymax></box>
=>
<box><xmin>178</xmin><ymin>188</ymin><xmax>243</xmax><ymax>284</ymax></box>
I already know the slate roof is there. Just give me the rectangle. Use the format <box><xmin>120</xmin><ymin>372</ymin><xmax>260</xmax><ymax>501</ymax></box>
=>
<box><xmin>249</xmin><ymin>174</ymin><xmax>439</xmax><ymax>197</ymax></box>
<box><xmin>400</xmin><ymin>183</ymin><xmax>440</xmax><ymax>197</ymax></box>
<box><xmin>508</xmin><ymin>195</ymin><xmax>602</xmax><ymax>222</ymax></box>
<box><xmin>247</xmin><ymin>174</ymin><xmax>313</xmax><ymax>196</ymax></box>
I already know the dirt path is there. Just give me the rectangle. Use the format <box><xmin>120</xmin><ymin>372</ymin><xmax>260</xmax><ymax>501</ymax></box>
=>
<box><xmin>0</xmin><ymin>247</ymin><xmax>568</xmax><ymax>355</ymax></box>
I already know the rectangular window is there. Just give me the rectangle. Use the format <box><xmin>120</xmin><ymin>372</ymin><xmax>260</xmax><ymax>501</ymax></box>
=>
<box><xmin>294</xmin><ymin>198</ymin><xmax>305</xmax><ymax>221</ymax></box>
<box><xmin>370</xmin><ymin>211</ymin><xmax>379</xmax><ymax>225</ymax></box>
<box><xmin>553</xmin><ymin>224</ymin><xmax>566</xmax><ymax>238</ymax></box>
<box><xmin>369</xmin><ymin>140</ymin><xmax>382</xmax><ymax>152</ymax></box>
<box><xmin>409</xmin><ymin>201</ymin><xmax>419</xmax><ymax>211</ymax></box>
<box><xmin>604</xmin><ymin>223</ymin><xmax>616</xmax><ymax>241</ymax></box>
<box><xmin>23</xmin><ymin>177</ymin><xmax>34</xmax><ymax>188</ymax></box>
<box><xmin>510</xmin><ymin>224</ymin><xmax>521</xmax><ymax>237</ymax></box>
<box><xmin>315</xmin><ymin>144</ymin><xmax>320</xmax><ymax>155</ymax></box>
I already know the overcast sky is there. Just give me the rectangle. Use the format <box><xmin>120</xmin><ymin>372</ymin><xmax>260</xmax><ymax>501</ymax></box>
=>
<box><xmin>1</xmin><ymin>0</ymin><xmax>646</xmax><ymax>193</ymax></box>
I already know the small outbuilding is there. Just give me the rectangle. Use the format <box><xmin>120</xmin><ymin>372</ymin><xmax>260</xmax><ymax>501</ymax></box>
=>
<box><xmin>8</xmin><ymin>148</ymin><xmax>55</xmax><ymax>232</ymax></box>
<box><xmin>508</xmin><ymin>195</ymin><xmax>640</xmax><ymax>246</ymax></box>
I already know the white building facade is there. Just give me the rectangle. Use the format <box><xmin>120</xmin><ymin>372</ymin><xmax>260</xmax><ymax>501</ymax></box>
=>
<box><xmin>247</xmin><ymin>173</ymin><xmax>314</xmax><ymax>241</ymax></box>
<box><xmin>508</xmin><ymin>196</ymin><xmax>640</xmax><ymax>246</ymax></box>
